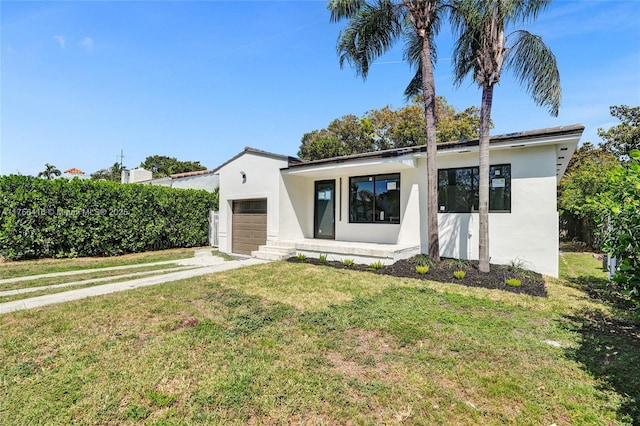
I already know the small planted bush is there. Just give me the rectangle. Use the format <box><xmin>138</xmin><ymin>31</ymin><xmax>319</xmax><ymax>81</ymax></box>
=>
<box><xmin>343</xmin><ymin>258</ymin><xmax>355</xmax><ymax>267</ymax></box>
<box><xmin>370</xmin><ymin>261</ymin><xmax>384</xmax><ymax>270</ymax></box>
<box><xmin>295</xmin><ymin>253</ymin><xmax>307</xmax><ymax>261</ymax></box>
<box><xmin>453</xmin><ymin>270</ymin><xmax>466</xmax><ymax>280</ymax></box>
<box><xmin>446</xmin><ymin>258</ymin><xmax>471</xmax><ymax>269</ymax></box>
<box><xmin>505</xmin><ymin>278</ymin><xmax>522</xmax><ymax>287</ymax></box>
<box><xmin>415</xmin><ymin>265</ymin><xmax>430</xmax><ymax>274</ymax></box>
<box><xmin>414</xmin><ymin>254</ymin><xmax>435</xmax><ymax>268</ymax></box>
<box><xmin>318</xmin><ymin>253</ymin><xmax>328</xmax><ymax>264</ymax></box>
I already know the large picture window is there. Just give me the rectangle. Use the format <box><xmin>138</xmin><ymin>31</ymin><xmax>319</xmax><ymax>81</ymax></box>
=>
<box><xmin>438</xmin><ymin>165</ymin><xmax>511</xmax><ymax>213</ymax></box>
<box><xmin>350</xmin><ymin>173</ymin><xmax>400</xmax><ymax>223</ymax></box>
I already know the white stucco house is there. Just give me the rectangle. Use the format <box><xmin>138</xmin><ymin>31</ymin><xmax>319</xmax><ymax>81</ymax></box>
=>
<box><xmin>215</xmin><ymin>124</ymin><xmax>584</xmax><ymax>277</ymax></box>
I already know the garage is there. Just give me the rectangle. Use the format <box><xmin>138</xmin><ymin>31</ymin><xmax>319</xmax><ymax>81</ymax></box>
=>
<box><xmin>232</xmin><ymin>199</ymin><xmax>267</xmax><ymax>255</ymax></box>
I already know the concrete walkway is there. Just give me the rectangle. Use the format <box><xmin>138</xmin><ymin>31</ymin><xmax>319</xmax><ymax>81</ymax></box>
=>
<box><xmin>0</xmin><ymin>249</ymin><xmax>269</xmax><ymax>315</ymax></box>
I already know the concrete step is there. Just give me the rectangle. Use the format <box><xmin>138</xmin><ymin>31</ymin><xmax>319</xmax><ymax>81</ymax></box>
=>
<box><xmin>255</xmin><ymin>245</ymin><xmax>296</xmax><ymax>256</ymax></box>
<box><xmin>293</xmin><ymin>242</ymin><xmax>396</xmax><ymax>258</ymax></box>
<box><xmin>251</xmin><ymin>250</ymin><xmax>291</xmax><ymax>261</ymax></box>
<box><xmin>263</xmin><ymin>241</ymin><xmax>296</xmax><ymax>249</ymax></box>
<box><xmin>251</xmin><ymin>244</ymin><xmax>296</xmax><ymax>261</ymax></box>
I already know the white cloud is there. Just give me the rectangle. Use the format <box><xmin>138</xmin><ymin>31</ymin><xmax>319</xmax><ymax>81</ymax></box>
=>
<box><xmin>53</xmin><ymin>35</ymin><xmax>66</xmax><ymax>49</ymax></box>
<box><xmin>79</xmin><ymin>36</ymin><xmax>94</xmax><ymax>52</ymax></box>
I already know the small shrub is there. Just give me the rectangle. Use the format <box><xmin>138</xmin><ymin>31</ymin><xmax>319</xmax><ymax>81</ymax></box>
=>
<box><xmin>505</xmin><ymin>278</ymin><xmax>522</xmax><ymax>287</ymax></box>
<box><xmin>370</xmin><ymin>261</ymin><xmax>384</xmax><ymax>270</ymax></box>
<box><xmin>415</xmin><ymin>265</ymin><xmax>430</xmax><ymax>274</ymax></box>
<box><xmin>318</xmin><ymin>254</ymin><xmax>328</xmax><ymax>264</ymax></box>
<box><xmin>414</xmin><ymin>254</ymin><xmax>435</xmax><ymax>268</ymax></box>
<box><xmin>505</xmin><ymin>257</ymin><xmax>536</xmax><ymax>279</ymax></box>
<box><xmin>343</xmin><ymin>258</ymin><xmax>355</xmax><ymax>267</ymax></box>
<box><xmin>446</xmin><ymin>258</ymin><xmax>471</xmax><ymax>269</ymax></box>
<box><xmin>295</xmin><ymin>253</ymin><xmax>307</xmax><ymax>261</ymax></box>
<box><xmin>453</xmin><ymin>270</ymin><xmax>466</xmax><ymax>280</ymax></box>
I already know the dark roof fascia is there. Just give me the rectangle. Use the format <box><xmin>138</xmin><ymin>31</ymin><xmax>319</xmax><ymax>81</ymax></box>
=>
<box><xmin>212</xmin><ymin>146</ymin><xmax>302</xmax><ymax>173</ymax></box>
<box><xmin>284</xmin><ymin>124</ymin><xmax>585</xmax><ymax>171</ymax></box>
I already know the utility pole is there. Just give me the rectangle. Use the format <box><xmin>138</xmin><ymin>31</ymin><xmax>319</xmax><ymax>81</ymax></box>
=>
<box><xmin>117</xmin><ymin>150</ymin><xmax>125</xmax><ymax>170</ymax></box>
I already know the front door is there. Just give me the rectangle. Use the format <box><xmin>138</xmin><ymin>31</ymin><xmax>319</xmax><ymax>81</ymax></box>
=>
<box><xmin>314</xmin><ymin>180</ymin><xmax>335</xmax><ymax>239</ymax></box>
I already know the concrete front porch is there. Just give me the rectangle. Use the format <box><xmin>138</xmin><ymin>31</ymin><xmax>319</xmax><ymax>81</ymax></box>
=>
<box><xmin>252</xmin><ymin>239</ymin><xmax>420</xmax><ymax>265</ymax></box>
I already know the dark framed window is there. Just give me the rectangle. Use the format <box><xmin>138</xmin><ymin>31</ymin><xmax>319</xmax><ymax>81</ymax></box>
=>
<box><xmin>438</xmin><ymin>164</ymin><xmax>511</xmax><ymax>213</ymax></box>
<box><xmin>349</xmin><ymin>173</ymin><xmax>400</xmax><ymax>223</ymax></box>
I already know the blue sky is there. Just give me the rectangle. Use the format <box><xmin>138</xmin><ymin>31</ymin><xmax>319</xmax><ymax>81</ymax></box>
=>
<box><xmin>2</xmin><ymin>0</ymin><xmax>639</xmax><ymax>176</ymax></box>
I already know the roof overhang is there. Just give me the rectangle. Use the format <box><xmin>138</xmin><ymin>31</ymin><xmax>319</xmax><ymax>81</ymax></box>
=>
<box><xmin>281</xmin><ymin>156</ymin><xmax>417</xmax><ymax>178</ymax></box>
<box><xmin>282</xmin><ymin>124</ymin><xmax>584</xmax><ymax>183</ymax></box>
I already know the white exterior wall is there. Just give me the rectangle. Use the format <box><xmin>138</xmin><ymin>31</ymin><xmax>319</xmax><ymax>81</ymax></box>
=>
<box><xmin>122</xmin><ymin>168</ymin><xmax>153</xmax><ymax>184</ymax></box>
<box><xmin>222</xmin><ymin>137</ymin><xmax>573</xmax><ymax>276</ymax></box>
<box><xmin>279</xmin><ymin>175</ymin><xmax>312</xmax><ymax>240</ymax></box>
<box><xmin>437</xmin><ymin>145</ymin><xmax>559</xmax><ymax>276</ymax></box>
<box><xmin>218</xmin><ymin>152</ymin><xmax>289</xmax><ymax>254</ymax></box>
<box><xmin>280</xmin><ymin>159</ymin><xmax>423</xmax><ymax>246</ymax></box>
<box><xmin>171</xmin><ymin>173</ymin><xmax>219</xmax><ymax>192</ymax></box>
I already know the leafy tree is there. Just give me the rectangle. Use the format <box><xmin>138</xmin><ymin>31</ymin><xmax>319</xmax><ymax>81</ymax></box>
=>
<box><xmin>435</xmin><ymin>98</ymin><xmax>483</xmax><ymax>143</ymax></box>
<box><xmin>329</xmin><ymin>0</ymin><xmax>445</xmax><ymax>261</ymax></box>
<box><xmin>140</xmin><ymin>155</ymin><xmax>207</xmax><ymax>178</ymax></box>
<box><xmin>91</xmin><ymin>162</ymin><xmax>125</xmax><ymax>182</ymax></box>
<box><xmin>598</xmin><ymin>105</ymin><xmax>640</xmax><ymax>160</ymax></box>
<box><xmin>451</xmin><ymin>0</ymin><xmax>561</xmax><ymax>272</ymax></box>
<box><xmin>298</xmin><ymin>97</ymin><xmax>482</xmax><ymax>160</ymax></box>
<box><xmin>592</xmin><ymin>149</ymin><xmax>640</xmax><ymax>303</ymax></box>
<box><xmin>559</xmin><ymin>143</ymin><xmax>618</xmax><ymax>247</ymax></box>
<box><xmin>37</xmin><ymin>163</ymin><xmax>61</xmax><ymax>180</ymax></box>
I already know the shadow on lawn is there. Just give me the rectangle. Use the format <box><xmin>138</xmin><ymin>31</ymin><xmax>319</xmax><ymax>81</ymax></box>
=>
<box><xmin>563</xmin><ymin>275</ymin><xmax>640</xmax><ymax>425</ymax></box>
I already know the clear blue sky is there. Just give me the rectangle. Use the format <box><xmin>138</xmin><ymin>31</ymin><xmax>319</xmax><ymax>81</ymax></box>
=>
<box><xmin>2</xmin><ymin>0</ymin><xmax>639</xmax><ymax>176</ymax></box>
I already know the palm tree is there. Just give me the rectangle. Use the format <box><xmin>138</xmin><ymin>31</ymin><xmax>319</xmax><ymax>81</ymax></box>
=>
<box><xmin>38</xmin><ymin>163</ymin><xmax>62</xmax><ymax>180</ymax></box>
<box><xmin>451</xmin><ymin>0</ymin><xmax>561</xmax><ymax>272</ymax></box>
<box><xmin>328</xmin><ymin>0</ymin><xmax>445</xmax><ymax>261</ymax></box>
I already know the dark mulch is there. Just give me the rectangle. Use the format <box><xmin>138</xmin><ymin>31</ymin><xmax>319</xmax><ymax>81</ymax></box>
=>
<box><xmin>287</xmin><ymin>256</ymin><xmax>547</xmax><ymax>297</ymax></box>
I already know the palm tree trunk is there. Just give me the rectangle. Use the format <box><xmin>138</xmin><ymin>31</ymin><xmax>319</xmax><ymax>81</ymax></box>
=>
<box><xmin>419</xmin><ymin>34</ymin><xmax>440</xmax><ymax>263</ymax></box>
<box><xmin>478</xmin><ymin>84</ymin><xmax>493</xmax><ymax>272</ymax></box>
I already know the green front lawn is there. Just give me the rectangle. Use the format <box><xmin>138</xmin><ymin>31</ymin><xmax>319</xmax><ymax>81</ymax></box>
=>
<box><xmin>0</xmin><ymin>248</ymin><xmax>195</xmax><ymax>279</ymax></box>
<box><xmin>1</xmin><ymin>253</ymin><xmax>637</xmax><ymax>425</ymax></box>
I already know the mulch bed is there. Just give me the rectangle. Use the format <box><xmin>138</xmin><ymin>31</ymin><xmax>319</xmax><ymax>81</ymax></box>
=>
<box><xmin>288</xmin><ymin>256</ymin><xmax>547</xmax><ymax>297</ymax></box>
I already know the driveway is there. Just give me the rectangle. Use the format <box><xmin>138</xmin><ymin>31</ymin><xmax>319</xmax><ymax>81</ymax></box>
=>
<box><xmin>0</xmin><ymin>249</ymin><xmax>269</xmax><ymax>315</ymax></box>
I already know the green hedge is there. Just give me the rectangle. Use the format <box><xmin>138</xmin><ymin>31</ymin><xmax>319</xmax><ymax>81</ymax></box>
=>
<box><xmin>0</xmin><ymin>176</ymin><xmax>218</xmax><ymax>260</ymax></box>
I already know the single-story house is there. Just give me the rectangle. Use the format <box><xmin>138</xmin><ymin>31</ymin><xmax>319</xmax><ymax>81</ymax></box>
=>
<box><xmin>216</xmin><ymin>124</ymin><xmax>584</xmax><ymax>277</ymax></box>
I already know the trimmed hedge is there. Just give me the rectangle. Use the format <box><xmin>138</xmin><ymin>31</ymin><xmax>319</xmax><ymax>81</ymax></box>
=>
<box><xmin>0</xmin><ymin>176</ymin><xmax>218</xmax><ymax>260</ymax></box>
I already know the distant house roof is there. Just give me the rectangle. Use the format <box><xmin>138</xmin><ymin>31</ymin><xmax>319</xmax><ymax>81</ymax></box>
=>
<box><xmin>64</xmin><ymin>168</ymin><xmax>85</xmax><ymax>175</ymax></box>
<box><xmin>170</xmin><ymin>169</ymin><xmax>217</xmax><ymax>179</ymax></box>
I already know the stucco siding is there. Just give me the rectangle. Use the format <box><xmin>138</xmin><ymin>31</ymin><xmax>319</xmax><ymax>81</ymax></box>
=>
<box><xmin>436</xmin><ymin>145</ymin><xmax>559</xmax><ymax>276</ymax></box>
<box><xmin>218</xmin><ymin>152</ymin><xmax>289</xmax><ymax>254</ymax></box>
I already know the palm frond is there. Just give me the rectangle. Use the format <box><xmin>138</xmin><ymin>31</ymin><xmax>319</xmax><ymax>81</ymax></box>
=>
<box><xmin>450</xmin><ymin>0</ymin><xmax>484</xmax><ymax>87</ymax></box>
<box><xmin>336</xmin><ymin>0</ymin><xmax>405</xmax><ymax>79</ymax></box>
<box><xmin>506</xmin><ymin>0</ymin><xmax>554</xmax><ymax>25</ymax></box>
<box><xmin>402</xmin><ymin>8</ymin><xmax>442</xmax><ymax>99</ymax></box>
<box><xmin>505</xmin><ymin>29</ymin><xmax>561</xmax><ymax>116</ymax></box>
<box><xmin>328</xmin><ymin>0</ymin><xmax>367</xmax><ymax>22</ymax></box>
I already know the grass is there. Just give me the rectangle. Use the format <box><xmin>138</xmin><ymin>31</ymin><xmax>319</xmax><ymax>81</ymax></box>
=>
<box><xmin>0</xmin><ymin>263</ymin><xmax>183</xmax><ymax>292</ymax></box>
<box><xmin>211</xmin><ymin>250</ymin><xmax>235</xmax><ymax>262</ymax></box>
<box><xmin>1</xmin><ymin>252</ymin><xmax>637</xmax><ymax>424</ymax></box>
<box><xmin>0</xmin><ymin>248</ymin><xmax>195</xmax><ymax>279</ymax></box>
<box><xmin>0</xmin><ymin>267</ymin><xmax>189</xmax><ymax>304</ymax></box>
